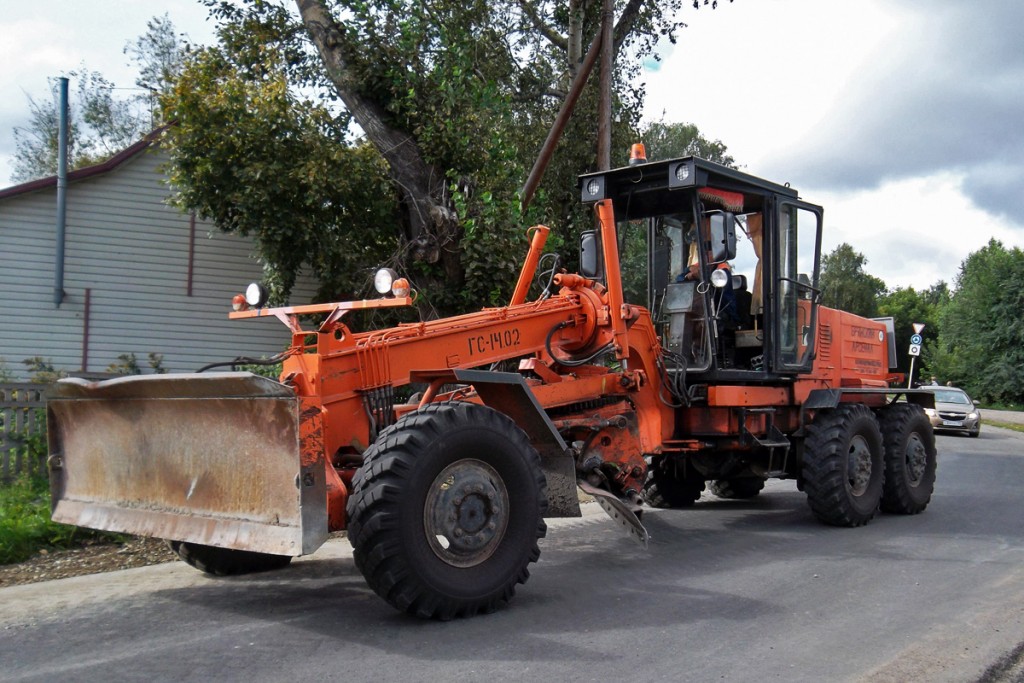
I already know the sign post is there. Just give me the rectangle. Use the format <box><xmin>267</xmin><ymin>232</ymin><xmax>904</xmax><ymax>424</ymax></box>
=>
<box><xmin>907</xmin><ymin>323</ymin><xmax>925</xmax><ymax>388</ymax></box>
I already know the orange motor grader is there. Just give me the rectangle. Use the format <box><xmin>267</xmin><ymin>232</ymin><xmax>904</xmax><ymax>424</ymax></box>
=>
<box><xmin>47</xmin><ymin>154</ymin><xmax>937</xmax><ymax>619</ymax></box>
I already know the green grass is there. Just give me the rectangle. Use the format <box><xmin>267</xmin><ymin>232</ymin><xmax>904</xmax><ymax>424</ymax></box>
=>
<box><xmin>982</xmin><ymin>420</ymin><xmax>1024</xmax><ymax>434</ymax></box>
<box><xmin>0</xmin><ymin>475</ymin><xmax>121</xmax><ymax>565</ymax></box>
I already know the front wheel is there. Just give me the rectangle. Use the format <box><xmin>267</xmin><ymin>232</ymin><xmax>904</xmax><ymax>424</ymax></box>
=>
<box><xmin>802</xmin><ymin>404</ymin><xmax>884</xmax><ymax>527</ymax></box>
<box><xmin>879</xmin><ymin>404</ymin><xmax>937</xmax><ymax>514</ymax></box>
<box><xmin>346</xmin><ymin>402</ymin><xmax>547</xmax><ymax>620</ymax></box>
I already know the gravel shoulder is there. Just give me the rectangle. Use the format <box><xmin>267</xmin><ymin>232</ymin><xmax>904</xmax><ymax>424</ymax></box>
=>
<box><xmin>0</xmin><ymin>537</ymin><xmax>177</xmax><ymax>588</ymax></box>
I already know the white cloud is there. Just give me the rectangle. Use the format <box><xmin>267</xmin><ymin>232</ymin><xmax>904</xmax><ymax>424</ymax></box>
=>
<box><xmin>642</xmin><ymin>0</ymin><xmax>1024</xmax><ymax>292</ymax></box>
<box><xmin>811</xmin><ymin>173</ymin><xmax>1021</xmax><ymax>290</ymax></box>
<box><xmin>0</xmin><ymin>1</ymin><xmax>216</xmax><ymax>183</ymax></box>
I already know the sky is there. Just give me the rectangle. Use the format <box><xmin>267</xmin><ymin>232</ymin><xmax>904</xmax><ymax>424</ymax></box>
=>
<box><xmin>643</xmin><ymin>0</ymin><xmax>1024</xmax><ymax>290</ymax></box>
<box><xmin>1</xmin><ymin>0</ymin><xmax>1021</xmax><ymax>292</ymax></box>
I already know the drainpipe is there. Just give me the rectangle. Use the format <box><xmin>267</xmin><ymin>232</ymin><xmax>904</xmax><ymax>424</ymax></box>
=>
<box><xmin>54</xmin><ymin>76</ymin><xmax>68</xmax><ymax>307</ymax></box>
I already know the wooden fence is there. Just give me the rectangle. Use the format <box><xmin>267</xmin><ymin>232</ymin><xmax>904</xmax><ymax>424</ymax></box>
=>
<box><xmin>1</xmin><ymin>383</ymin><xmax>48</xmax><ymax>483</ymax></box>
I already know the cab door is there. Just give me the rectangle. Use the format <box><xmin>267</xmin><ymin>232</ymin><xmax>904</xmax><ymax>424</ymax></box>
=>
<box><xmin>771</xmin><ymin>200</ymin><xmax>822</xmax><ymax>373</ymax></box>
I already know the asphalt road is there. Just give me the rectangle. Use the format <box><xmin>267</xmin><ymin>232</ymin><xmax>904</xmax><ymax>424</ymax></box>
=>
<box><xmin>2</xmin><ymin>428</ymin><xmax>1023</xmax><ymax>683</ymax></box>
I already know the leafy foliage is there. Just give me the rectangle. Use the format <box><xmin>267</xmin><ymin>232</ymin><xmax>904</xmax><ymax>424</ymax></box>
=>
<box><xmin>162</xmin><ymin>0</ymin><xmax>701</xmax><ymax>313</ymax></box>
<box><xmin>819</xmin><ymin>243</ymin><xmax>887</xmax><ymax>318</ymax></box>
<box><xmin>0</xmin><ymin>475</ymin><xmax>122</xmax><ymax>565</ymax></box>
<box><xmin>161</xmin><ymin>43</ymin><xmax>399</xmax><ymax>301</ymax></box>
<box><xmin>9</xmin><ymin>16</ymin><xmax>188</xmax><ymax>183</ymax></box>
<box><xmin>933</xmin><ymin>239</ymin><xmax>1024</xmax><ymax>403</ymax></box>
<box><xmin>20</xmin><ymin>358</ymin><xmax>67</xmax><ymax>384</ymax></box>
<box><xmin>125</xmin><ymin>14</ymin><xmax>190</xmax><ymax>95</ymax></box>
<box><xmin>0</xmin><ymin>359</ymin><xmax>14</xmax><ymax>383</ymax></box>
<box><xmin>641</xmin><ymin>118</ymin><xmax>736</xmax><ymax>166</ymax></box>
<box><xmin>106</xmin><ymin>353</ymin><xmax>168</xmax><ymax>376</ymax></box>
<box><xmin>877</xmin><ymin>283</ymin><xmax>948</xmax><ymax>375</ymax></box>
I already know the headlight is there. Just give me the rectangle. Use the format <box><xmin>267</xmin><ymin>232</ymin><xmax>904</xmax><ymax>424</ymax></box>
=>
<box><xmin>245</xmin><ymin>282</ymin><xmax>269</xmax><ymax>308</ymax></box>
<box><xmin>373</xmin><ymin>268</ymin><xmax>398</xmax><ymax>295</ymax></box>
<box><xmin>924</xmin><ymin>408</ymin><xmax>937</xmax><ymax>417</ymax></box>
<box><xmin>968</xmin><ymin>412</ymin><xmax>978</xmax><ymax>419</ymax></box>
<box><xmin>710</xmin><ymin>268</ymin><xmax>730</xmax><ymax>288</ymax></box>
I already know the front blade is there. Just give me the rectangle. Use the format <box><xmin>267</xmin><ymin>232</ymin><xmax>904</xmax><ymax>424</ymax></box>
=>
<box><xmin>47</xmin><ymin>372</ymin><xmax>327</xmax><ymax>556</ymax></box>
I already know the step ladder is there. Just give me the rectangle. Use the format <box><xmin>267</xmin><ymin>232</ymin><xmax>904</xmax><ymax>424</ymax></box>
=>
<box><xmin>738</xmin><ymin>406</ymin><xmax>791</xmax><ymax>477</ymax></box>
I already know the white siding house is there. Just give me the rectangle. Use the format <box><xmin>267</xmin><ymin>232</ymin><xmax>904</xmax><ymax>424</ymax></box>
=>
<box><xmin>0</xmin><ymin>135</ymin><xmax>319</xmax><ymax>378</ymax></box>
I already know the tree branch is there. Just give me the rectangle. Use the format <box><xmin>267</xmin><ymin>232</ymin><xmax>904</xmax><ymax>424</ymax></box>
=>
<box><xmin>294</xmin><ymin>0</ymin><xmax>449</xmax><ymax>246</ymax></box>
<box><xmin>517</xmin><ymin>0</ymin><xmax>567</xmax><ymax>52</ymax></box>
<box><xmin>612</xmin><ymin>0</ymin><xmax>645</xmax><ymax>54</ymax></box>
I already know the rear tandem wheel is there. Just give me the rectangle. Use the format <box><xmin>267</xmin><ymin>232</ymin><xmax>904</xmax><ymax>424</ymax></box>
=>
<box><xmin>346</xmin><ymin>402</ymin><xmax>548</xmax><ymax>620</ymax></box>
<box><xmin>879</xmin><ymin>403</ymin><xmax>937</xmax><ymax>514</ymax></box>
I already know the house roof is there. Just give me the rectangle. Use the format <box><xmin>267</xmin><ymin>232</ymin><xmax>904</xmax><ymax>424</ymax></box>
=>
<box><xmin>0</xmin><ymin>128</ymin><xmax>164</xmax><ymax>201</ymax></box>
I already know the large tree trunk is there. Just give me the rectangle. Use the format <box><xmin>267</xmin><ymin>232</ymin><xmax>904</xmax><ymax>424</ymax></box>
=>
<box><xmin>295</xmin><ymin>0</ymin><xmax>463</xmax><ymax>302</ymax></box>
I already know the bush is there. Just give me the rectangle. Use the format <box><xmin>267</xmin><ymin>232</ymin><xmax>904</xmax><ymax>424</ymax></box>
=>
<box><xmin>0</xmin><ymin>475</ymin><xmax>121</xmax><ymax>565</ymax></box>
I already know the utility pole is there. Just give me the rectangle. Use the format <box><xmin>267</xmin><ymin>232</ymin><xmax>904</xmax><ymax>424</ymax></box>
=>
<box><xmin>596</xmin><ymin>0</ymin><xmax>614</xmax><ymax>171</ymax></box>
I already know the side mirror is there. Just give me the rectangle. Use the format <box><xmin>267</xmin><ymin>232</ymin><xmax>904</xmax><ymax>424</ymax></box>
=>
<box><xmin>708</xmin><ymin>212</ymin><xmax>737</xmax><ymax>263</ymax></box>
<box><xmin>652</xmin><ymin>234</ymin><xmax>670</xmax><ymax>300</ymax></box>
<box><xmin>580</xmin><ymin>230</ymin><xmax>603</xmax><ymax>279</ymax></box>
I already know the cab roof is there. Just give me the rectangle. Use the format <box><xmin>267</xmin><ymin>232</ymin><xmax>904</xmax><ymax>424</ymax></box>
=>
<box><xmin>579</xmin><ymin>155</ymin><xmax>800</xmax><ymax>218</ymax></box>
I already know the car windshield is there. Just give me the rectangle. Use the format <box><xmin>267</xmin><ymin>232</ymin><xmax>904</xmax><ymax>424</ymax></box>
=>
<box><xmin>933</xmin><ymin>390</ymin><xmax>971</xmax><ymax>405</ymax></box>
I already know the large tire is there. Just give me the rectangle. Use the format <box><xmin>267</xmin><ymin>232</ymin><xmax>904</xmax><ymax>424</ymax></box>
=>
<box><xmin>346</xmin><ymin>402</ymin><xmax>547</xmax><ymax>620</ymax></box>
<box><xmin>802</xmin><ymin>404</ymin><xmax>884</xmax><ymax>527</ymax></box>
<box><xmin>643</xmin><ymin>458</ymin><xmax>705</xmax><ymax>508</ymax></box>
<box><xmin>879</xmin><ymin>403</ymin><xmax>937</xmax><ymax>514</ymax></box>
<box><xmin>710</xmin><ymin>477</ymin><xmax>765</xmax><ymax>499</ymax></box>
<box><xmin>167</xmin><ymin>541</ymin><xmax>292</xmax><ymax>576</ymax></box>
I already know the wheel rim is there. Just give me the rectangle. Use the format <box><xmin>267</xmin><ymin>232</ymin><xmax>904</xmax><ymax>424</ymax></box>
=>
<box><xmin>904</xmin><ymin>432</ymin><xmax>927</xmax><ymax>485</ymax></box>
<box><xmin>847</xmin><ymin>434</ymin><xmax>873</xmax><ymax>496</ymax></box>
<box><xmin>424</xmin><ymin>459</ymin><xmax>510</xmax><ymax>568</ymax></box>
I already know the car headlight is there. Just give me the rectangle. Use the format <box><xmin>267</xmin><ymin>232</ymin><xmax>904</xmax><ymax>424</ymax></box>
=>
<box><xmin>968</xmin><ymin>412</ymin><xmax>978</xmax><ymax>419</ymax></box>
<box><xmin>924</xmin><ymin>408</ymin><xmax>937</xmax><ymax>417</ymax></box>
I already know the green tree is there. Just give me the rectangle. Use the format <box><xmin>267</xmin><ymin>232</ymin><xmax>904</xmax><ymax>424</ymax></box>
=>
<box><xmin>126</xmin><ymin>14</ymin><xmax>189</xmax><ymax>95</ymax></box>
<box><xmin>163</xmin><ymin>0</ymin><xmax>722</xmax><ymax>312</ymax></box>
<box><xmin>877</xmin><ymin>284</ymin><xmax>948</xmax><ymax>375</ymax></box>
<box><xmin>819</xmin><ymin>243</ymin><xmax>887</xmax><ymax>318</ymax></box>
<box><xmin>934</xmin><ymin>239</ymin><xmax>1024</xmax><ymax>404</ymax></box>
<box><xmin>640</xmin><ymin>117</ymin><xmax>736</xmax><ymax>166</ymax></box>
<box><xmin>161</xmin><ymin>44</ymin><xmax>398</xmax><ymax>302</ymax></box>
<box><xmin>10</xmin><ymin>16</ymin><xmax>188</xmax><ymax>183</ymax></box>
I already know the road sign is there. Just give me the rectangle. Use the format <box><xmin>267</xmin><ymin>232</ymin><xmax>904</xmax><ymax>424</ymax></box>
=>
<box><xmin>910</xmin><ymin>333</ymin><xmax>923</xmax><ymax>345</ymax></box>
<box><xmin>909</xmin><ymin>344</ymin><xmax>921</xmax><ymax>357</ymax></box>
<box><xmin>912</xmin><ymin>323</ymin><xmax>926</xmax><ymax>334</ymax></box>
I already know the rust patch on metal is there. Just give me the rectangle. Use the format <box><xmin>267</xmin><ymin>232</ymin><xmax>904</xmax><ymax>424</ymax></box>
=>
<box><xmin>298</xmin><ymin>401</ymin><xmax>325</xmax><ymax>468</ymax></box>
<box><xmin>46</xmin><ymin>373</ymin><xmax>328</xmax><ymax>556</ymax></box>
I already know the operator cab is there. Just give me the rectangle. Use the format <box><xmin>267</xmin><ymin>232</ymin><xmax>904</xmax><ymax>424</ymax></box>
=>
<box><xmin>579</xmin><ymin>155</ymin><xmax>822</xmax><ymax>383</ymax></box>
